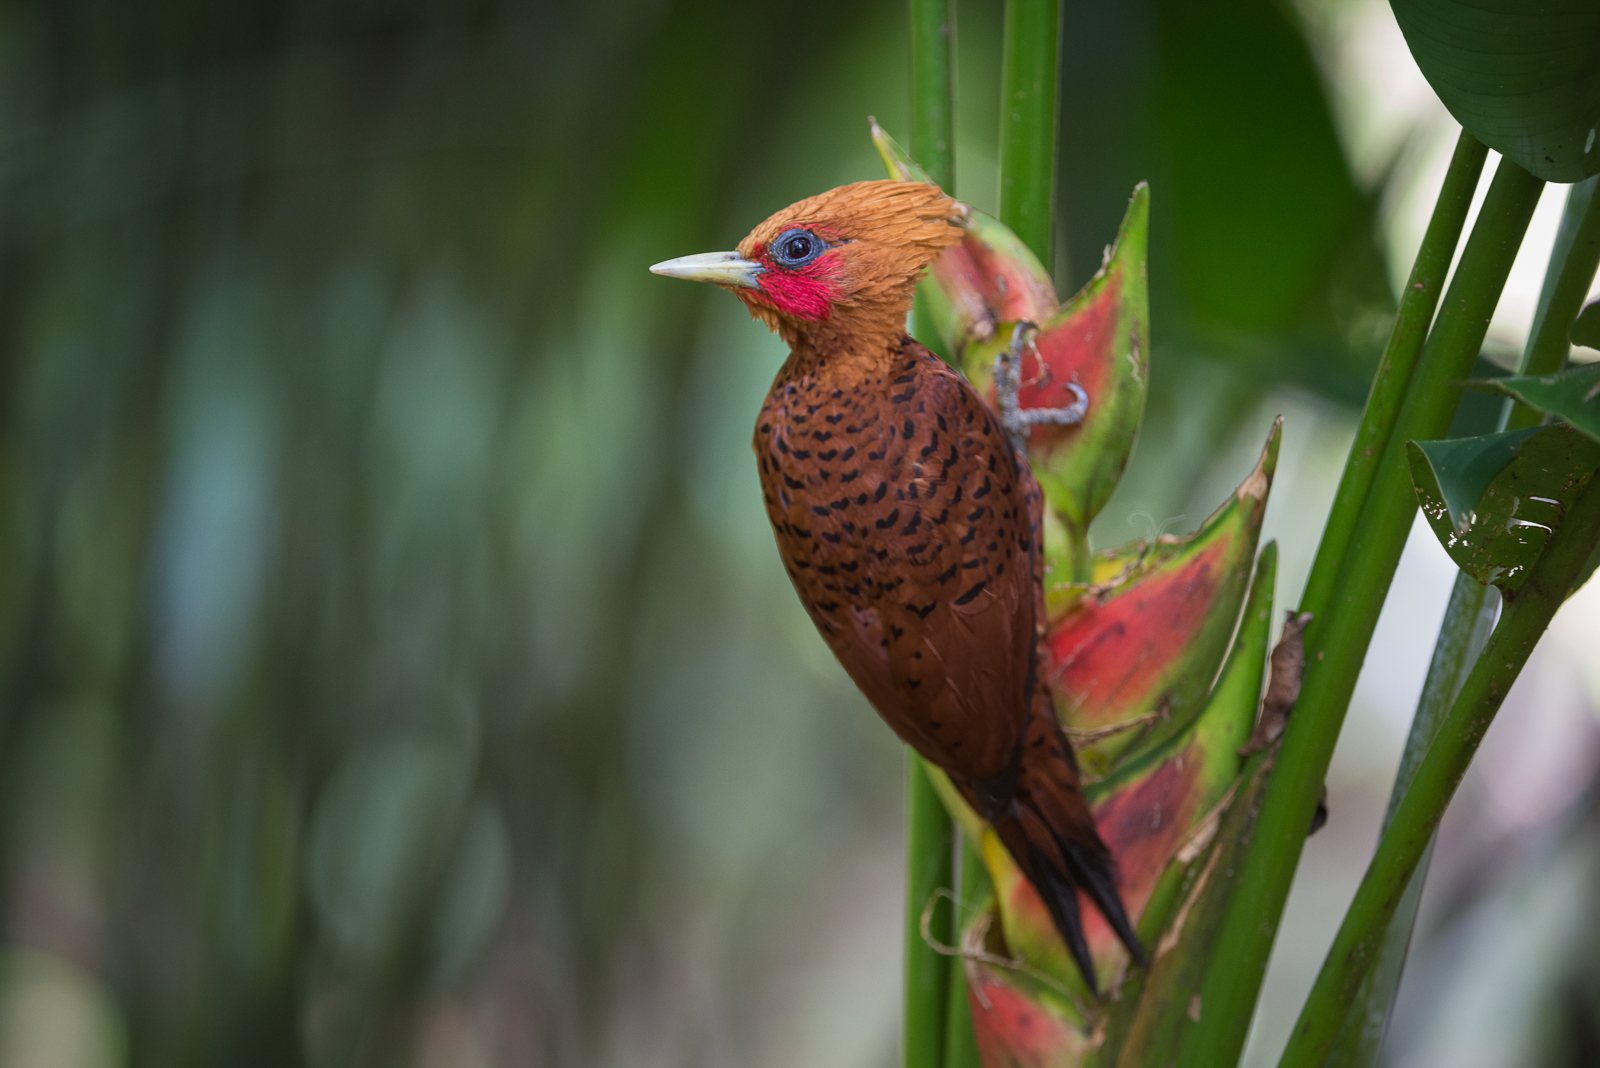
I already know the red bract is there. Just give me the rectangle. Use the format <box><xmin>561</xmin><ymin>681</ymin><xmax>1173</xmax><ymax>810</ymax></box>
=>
<box><xmin>1048</xmin><ymin>422</ymin><xmax>1278</xmax><ymax>775</ymax></box>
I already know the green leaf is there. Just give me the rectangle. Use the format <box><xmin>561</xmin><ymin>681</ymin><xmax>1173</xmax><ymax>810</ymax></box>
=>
<box><xmin>1465</xmin><ymin>360</ymin><xmax>1600</xmax><ymax>442</ymax></box>
<box><xmin>1389</xmin><ymin>0</ymin><xmax>1600</xmax><ymax>183</ymax></box>
<box><xmin>1408</xmin><ymin>424</ymin><xmax>1600</xmax><ymax>592</ymax></box>
<box><xmin>1575</xmin><ymin>300</ymin><xmax>1600</xmax><ymax>350</ymax></box>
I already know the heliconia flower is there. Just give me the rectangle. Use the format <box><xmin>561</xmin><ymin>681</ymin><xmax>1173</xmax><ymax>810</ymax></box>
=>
<box><xmin>960</xmin><ymin>545</ymin><xmax>1278</xmax><ymax>1063</ymax></box>
<box><xmin>1045</xmin><ymin>420</ymin><xmax>1278</xmax><ymax>775</ymax></box>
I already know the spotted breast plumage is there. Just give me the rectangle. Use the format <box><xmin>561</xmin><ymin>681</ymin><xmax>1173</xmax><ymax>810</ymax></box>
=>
<box><xmin>651</xmin><ymin>179</ymin><xmax>1142</xmax><ymax>988</ymax></box>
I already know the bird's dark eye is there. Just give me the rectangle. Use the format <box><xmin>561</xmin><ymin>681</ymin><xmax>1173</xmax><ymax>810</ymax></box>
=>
<box><xmin>771</xmin><ymin>228</ymin><xmax>826</xmax><ymax>269</ymax></box>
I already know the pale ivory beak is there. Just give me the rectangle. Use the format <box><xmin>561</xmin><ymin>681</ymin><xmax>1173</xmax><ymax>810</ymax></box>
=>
<box><xmin>649</xmin><ymin>251</ymin><xmax>763</xmax><ymax>289</ymax></box>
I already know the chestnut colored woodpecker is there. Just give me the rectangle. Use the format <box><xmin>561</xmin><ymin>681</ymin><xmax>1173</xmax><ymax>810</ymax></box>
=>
<box><xmin>651</xmin><ymin>180</ymin><xmax>1142</xmax><ymax>988</ymax></box>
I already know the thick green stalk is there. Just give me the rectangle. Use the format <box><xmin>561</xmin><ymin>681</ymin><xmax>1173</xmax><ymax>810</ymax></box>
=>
<box><xmin>1177</xmin><ymin>157</ymin><xmax>1544</xmax><ymax>1068</ymax></box>
<box><xmin>1323</xmin><ymin>575</ymin><xmax>1497</xmax><ymax>1066</ymax></box>
<box><xmin>998</xmin><ymin>0</ymin><xmax>1060</xmax><ymax>269</ymax></box>
<box><xmin>1298</xmin><ymin>131</ymin><xmax>1487</xmax><ymax>624</ymax></box>
<box><xmin>1280</xmin><ymin>472</ymin><xmax>1600</xmax><ymax>1067</ymax></box>
<box><xmin>942</xmin><ymin>838</ymin><xmax>987</xmax><ymax>1068</ymax></box>
<box><xmin>910</xmin><ymin>0</ymin><xmax>956</xmax><ymax>360</ymax></box>
<box><xmin>1504</xmin><ymin>174</ymin><xmax>1600</xmax><ymax>431</ymax></box>
<box><xmin>910</xmin><ymin>0</ymin><xmax>957</xmax><ymax>191</ymax></box>
<box><xmin>905</xmin><ymin>756</ymin><xmax>953</xmax><ymax>1068</ymax></box>
<box><xmin>905</xmin><ymin>3</ymin><xmax>958</xmax><ymax>1064</ymax></box>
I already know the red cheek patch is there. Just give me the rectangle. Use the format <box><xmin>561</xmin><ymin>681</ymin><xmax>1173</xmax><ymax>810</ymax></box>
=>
<box><xmin>753</xmin><ymin>247</ymin><xmax>844</xmax><ymax>322</ymax></box>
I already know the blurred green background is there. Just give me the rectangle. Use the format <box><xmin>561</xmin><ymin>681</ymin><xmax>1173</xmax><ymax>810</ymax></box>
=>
<box><xmin>1</xmin><ymin>1</ymin><xmax>1597</xmax><ymax>1066</ymax></box>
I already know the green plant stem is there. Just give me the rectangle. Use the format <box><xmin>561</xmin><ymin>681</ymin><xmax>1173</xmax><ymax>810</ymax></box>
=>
<box><xmin>998</xmin><ymin>0</ymin><xmax>1060</xmax><ymax>269</ymax></box>
<box><xmin>1279</xmin><ymin>472</ymin><xmax>1600</xmax><ymax>1067</ymax></box>
<box><xmin>905</xmin><ymin>755</ymin><xmax>953</xmax><ymax>1068</ymax></box>
<box><xmin>1328</xmin><ymin>177</ymin><xmax>1600</xmax><ymax>1066</ymax></box>
<box><xmin>1177</xmin><ymin>155</ymin><xmax>1544</xmax><ymax>1068</ymax></box>
<box><xmin>1323</xmin><ymin>574</ymin><xmax>1497</xmax><ymax>1066</ymax></box>
<box><xmin>906</xmin><ymin>3</ymin><xmax>958</xmax><ymax>1063</ymax></box>
<box><xmin>942</xmin><ymin>837</ymin><xmax>987</xmax><ymax>1068</ymax></box>
<box><xmin>910</xmin><ymin>0</ymin><xmax>957</xmax><ymax>360</ymax></box>
<box><xmin>1298</xmin><ymin>131</ymin><xmax>1487</xmax><ymax>624</ymax></box>
<box><xmin>910</xmin><ymin>0</ymin><xmax>957</xmax><ymax>192</ymax></box>
<box><xmin>1503</xmin><ymin>173</ymin><xmax>1600</xmax><ymax>431</ymax></box>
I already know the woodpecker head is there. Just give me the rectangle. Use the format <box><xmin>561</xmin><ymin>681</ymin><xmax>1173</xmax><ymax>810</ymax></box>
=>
<box><xmin>651</xmin><ymin>180</ymin><xmax>965</xmax><ymax>349</ymax></box>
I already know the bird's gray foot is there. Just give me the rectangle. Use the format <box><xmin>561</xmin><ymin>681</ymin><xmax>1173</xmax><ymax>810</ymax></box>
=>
<box><xmin>993</xmin><ymin>321</ymin><xmax>1089</xmax><ymax>452</ymax></box>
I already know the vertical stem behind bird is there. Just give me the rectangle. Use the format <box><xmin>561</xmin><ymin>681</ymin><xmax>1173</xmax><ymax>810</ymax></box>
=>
<box><xmin>904</xmin><ymin>3</ymin><xmax>960</xmax><ymax>1068</ymax></box>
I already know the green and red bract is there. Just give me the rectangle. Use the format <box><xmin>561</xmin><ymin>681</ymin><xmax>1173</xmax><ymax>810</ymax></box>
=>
<box><xmin>964</xmin><ymin>910</ymin><xmax>1095</xmax><ymax>1068</ymax></box>
<box><xmin>962</xmin><ymin>188</ymin><xmax>1150</xmax><ymax>533</ymax></box>
<box><xmin>1046</xmin><ymin>422</ymin><xmax>1277</xmax><ymax>774</ymax></box>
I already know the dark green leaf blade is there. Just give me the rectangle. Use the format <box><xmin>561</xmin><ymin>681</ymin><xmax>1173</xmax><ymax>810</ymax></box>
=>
<box><xmin>1408</xmin><ymin>424</ymin><xmax>1600</xmax><ymax>591</ymax></box>
<box><xmin>1465</xmin><ymin>360</ymin><xmax>1600</xmax><ymax>443</ymax></box>
<box><xmin>1575</xmin><ymin>300</ymin><xmax>1600</xmax><ymax>350</ymax></box>
<box><xmin>1390</xmin><ymin>0</ymin><xmax>1600</xmax><ymax>183</ymax></box>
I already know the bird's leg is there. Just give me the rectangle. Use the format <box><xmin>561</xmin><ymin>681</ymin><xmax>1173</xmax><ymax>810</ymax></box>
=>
<box><xmin>993</xmin><ymin>320</ymin><xmax>1089</xmax><ymax>452</ymax></box>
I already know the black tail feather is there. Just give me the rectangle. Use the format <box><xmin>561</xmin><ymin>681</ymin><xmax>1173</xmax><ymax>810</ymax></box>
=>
<box><xmin>1054</xmin><ymin>831</ymin><xmax>1147</xmax><ymax>971</ymax></box>
<box><xmin>1028</xmin><ymin>844</ymin><xmax>1098</xmax><ymax>995</ymax></box>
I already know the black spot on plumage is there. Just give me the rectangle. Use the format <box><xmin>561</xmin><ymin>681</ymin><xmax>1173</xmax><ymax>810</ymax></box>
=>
<box><xmin>811</xmin><ymin>505</ymin><xmax>829</xmax><ymax>517</ymax></box>
<box><xmin>841</xmin><ymin>445</ymin><xmax>856</xmax><ymax>460</ymax></box>
<box><xmin>876</xmin><ymin>509</ymin><xmax>900</xmax><ymax>530</ymax></box>
<box><xmin>912</xmin><ymin>602</ymin><xmax>937</xmax><ymax>619</ymax></box>
<box><xmin>783</xmin><ymin>472</ymin><xmax>804</xmax><ymax>490</ymax></box>
<box><xmin>901</xmin><ymin>513</ymin><xmax>922</xmax><ymax>535</ymax></box>
<box><xmin>974</xmin><ymin>476</ymin><xmax>991</xmax><ymax>498</ymax></box>
<box><xmin>955</xmin><ymin>581</ymin><xmax>988</xmax><ymax>606</ymax></box>
<box><xmin>793</xmin><ymin>449</ymin><xmax>810</xmax><ymax>460</ymax></box>
<box><xmin>892</xmin><ymin>388</ymin><xmax>915</xmax><ymax>403</ymax></box>
<box><xmin>903</xmin><ymin>418</ymin><xmax>915</xmax><ymax>438</ymax></box>
<box><xmin>842</xmin><ymin>469</ymin><xmax>860</xmax><ymax>483</ymax></box>
<box><xmin>936</xmin><ymin>563</ymin><xmax>958</xmax><ymax>584</ymax></box>
<box><xmin>819</xmin><ymin>449</ymin><xmax>837</xmax><ymax>461</ymax></box>
<box><xmin>873</xmin><ymin>483</ymin><xmax>888</xmax><ymax>502</ymax></box>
